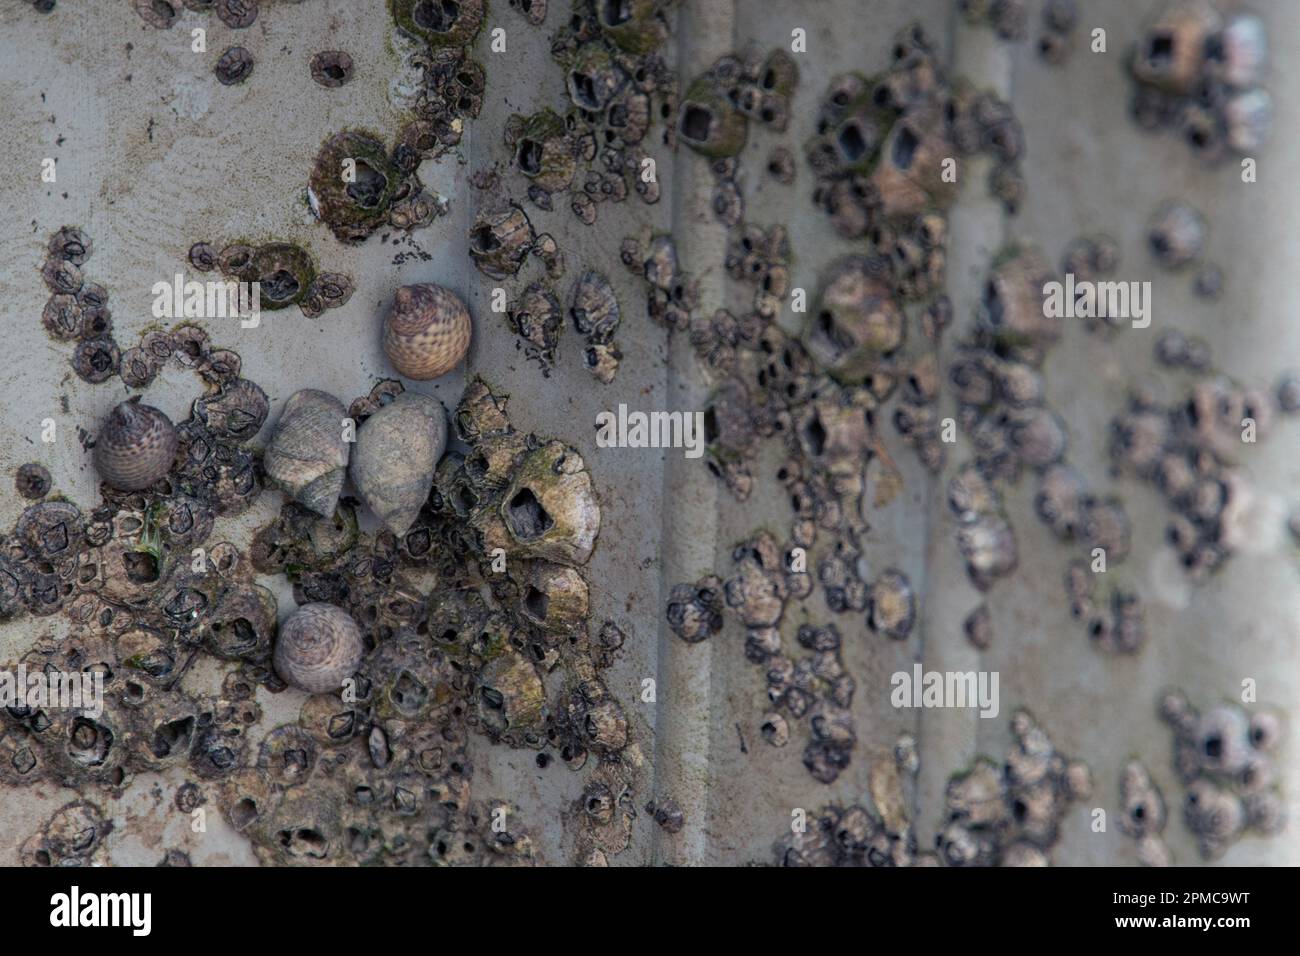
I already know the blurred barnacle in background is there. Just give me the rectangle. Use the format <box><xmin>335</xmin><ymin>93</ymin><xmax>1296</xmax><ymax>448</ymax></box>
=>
<box><xmin>1159</xmin><ymin>691</ymin><xmax>1285</xmax><ymax>858</ymax></box>
<box><xmin>1109</xmin><ymin>377</ymin><xmax>1271</xmax><ymax>582</ymax></box>
<box><xmin>938</xmin><ymin>711</ymin><xmax>1091</xmax><ymax>866</ymax></box>
<box><xmin>1118</xmin><ymin>760</ymin><xmax>1172</xmax><ymax>866</ymax></box>
<box><xmin>1147</xmin><ymin>200</ymin><xmax>1206</xmax><ymax>269</ymax></box>
<box><xmin>1127</xmin><ymin>1</ymin><xmax>1271</xmax><ymax>160</ymax></box>
<box><xmin>666</xmin><ymin>576</ymin><xmax>724</xmax><ymax>643</ymax></box>
<box><xmin>771</xmin><ymin>712</ymin><xmax>1087</xmax><ymax>866</ymax></box>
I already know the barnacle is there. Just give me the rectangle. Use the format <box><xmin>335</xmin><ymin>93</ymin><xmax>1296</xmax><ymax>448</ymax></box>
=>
<box><xmin>805</xmin><ymin>256</ymin><xmax>905</xmax><ymax>382</ymax></box>
<box><xmin>308</xmin><ymin>131</ymin><xmax>404</xmax><ymax>243</ymax></box>
<box><xmin>468</xmin><ymin>205</ymin><xmax>536</xmax><ymax>279</ymax></box>
<box><xmin>512</xmin><ymin>109</ymin><xmax>578</xmax><ymax>193</ymax></box>
<box><xmin>678</xmin><ymin>72</ymin><xmax>748</xmax><ymax>159</ymax></box>
<box><xmin>487</xmin><ymin>441</ymin><xmax>601</xmax><ymax>567</ymax></box>
<box><xmin>250</xmin><ymin>243</ymin><xmax>316</xmax><ymax>310</ymax></box>
<box><xmin>390</xmin><ymin>0</ymin><xmax>486</xmax><ymax>48</ymax></box>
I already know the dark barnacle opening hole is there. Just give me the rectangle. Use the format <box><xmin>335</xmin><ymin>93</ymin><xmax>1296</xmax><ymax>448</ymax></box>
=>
<box><xmin>892</xmin><ymin>125</ymin><xmax>919</xmax><ymax>169</ymax></box>
<box><xmin>151</xmin><ymin>1</ymin><xmax>177</xmax><ymax>17</ymax></box>
<box><xmin>981</xmin><ymin>280</ymin><xmax>1004</xmax><ymax>326</ymax></box>
<box><xmin>471</xmin><ymin>223</ymin><xmax>501</xmax><ymax>253</ymax></box>
<box><xmin>837</xmin><ymin>121</ymin><xmax>868</xmax><ymax>163</ymax></box>
<box><xmin>517</xmin><ymin>138</ymin><xmax>544</xmax><ymax>176</ymax></box>
<box><xmin>69</xmin><ymin>718</ymin><xmax>112</xmax><ymax>766</ymax></box>
<box><xmin>123</xmin><ymin>551</ymin><xmax>160</xmax><ymax>585</ymax></box>
<box><xmin>702</xmin><ymin>406</ymin><xmax>719</xmax><ymax>446</ymax></box>
<box><xmin>1149</xmin><ymin>232</ymin><xmax>1170</xmax><ymax>258</ymax></box>
<box><xmin>1145</xmin><ymin>32</ymin><xmax>1174</xmax><ymax>70</ymax></box>
<box><xmin>1203</xmin><ymin>733</ymin><xmax>1222</xmax><ymax>759</ymax></box>
<box><xmin>212</xmin><ymin>617</ymin><xmax>257</xmax><ymax>651</ymax></box>
<box><xmin>505</xmin><ymin>487</ymin><xmax>553</xmax><ymax>540</ymax></box>
<box><xmin>680</xmin><ymin>104</ymin><xmax>714</xmax><ymax>143</ymax></box>
<box><xmin>279</xmin><ymin>828</ymin><xmax>328</xmax><ymax>858</ymax></box>
<box><xmin>151</xmin><ymin>715</ymin><xmax>195</xmax><ymax>759</ymax></box>
<box><xmin>261</xmin><ymin>269</ymin><xmax>301</xmax><ymax>303</ymax></box>
<box><xmin>42</xmin><ymin>522</ymin><xmax>69</xmax><ymax>554</ymax></box>
<box><xmin>524</xmin><ymin>586</ymin><xmax>549</xmax><ymax>621</ymax></box>
<box><xmin>815</xmin><ymin>309</ymin><xmax>855</xmax><ymax>353</ymax></box>
<box><xmin>480</xmin><ymin>686</ymin><xmax>504</xmax><ymax>710</ymax></box>
<box><xmin>570</xmin><ymin>72</ymin><xmax>602</xmax><ymax>111</ymax></box>
<box><xmin>601</xmin><ymin>0</ymin><xmax>633</xmax><ymax>26</ymax></box>
<box><xmin>391</xmin><ymin>670</ymin><xmax>428</xmax><ymax>716</ymax></box>
<box><xmin>803</xmin><ymin>411</ymin><xmax>828</xmax><ymax>458</ymax></box>
<box><xmin>345</xmin><ymin>161</ymin><xmax>388</xmax><ymax>209</ymax></box>
<box><xmin>413</xmin><ymin>0</ymin><xmax>461</xmax><ymax>32</ymax></box>
<box><xmin>84</xmin><ymin>345</ymin><xmax>116</xmax><ymax>374</ymax></box>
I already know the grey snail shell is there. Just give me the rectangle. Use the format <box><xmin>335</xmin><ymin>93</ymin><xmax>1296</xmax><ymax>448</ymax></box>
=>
<box><xmin>382</xmin><ymin>283</ymin><xmax>472</xmax><ymax>380</ymax></box>
<box><xmin>94</xmin><ymin>396</ymin><xmax>179</xmax><ymax>491</ymax></box>
<box><xmin>264</xmin><ymin>389</ymin><xmax>350</xmax><ymax>517</ymax></box>
<box><xmin>273</xmin><ymin>602</ymin><xmax>365</xmax><ymax>694</ymax></box>
<box><xmin>350</xmin><ymin>392</ymin><xmax>448</xmax><ymax>536</ymax></box>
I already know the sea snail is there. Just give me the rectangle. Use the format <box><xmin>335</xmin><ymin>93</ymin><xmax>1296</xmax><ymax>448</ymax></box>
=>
<box><xmin>382</xmin><ymin>283</ymin><xmax>472</xmax><ymax>380</ymax></box>
<box><xmin>273</xmin><ymin>602</ymin><xmax>365</xmax><ymax>694</ymax></box>
<box><xmin>94</xmin><ymin>397</ymin><xmax>179</xmax><ymax>491</ymax></box>
<box><xmin>264</xmin><ymin>389</ymin><xmax>350</xmax><ymax>517</ymax></box>
<box><xmin>350</xmin><ymin>392</ymin><xmax>448</xmax><ymax>537</ymax></box>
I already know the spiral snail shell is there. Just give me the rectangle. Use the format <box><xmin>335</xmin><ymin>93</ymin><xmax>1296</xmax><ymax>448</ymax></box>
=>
<box><xmin>264</xmin><ymin>389</ymin><xmax>350</xmax><ymax>517</ymax></box>
<box><xmin>382</xmin><ymin>283</ymin><xmax>472</xmax><ymax>380</ymax></box>
<box><xmin>350</xmin><ymin>392</ymin><xmax>448</xmax><ymax>536</ymax></box>
<box><xmin>273</xmin><ymin>602</ymin><xmax>365</xmax><ymax>694</ymax></box>
<box><xmin>94</xmin><ymin>396</ymin><xmax>179</xmax><ymax>491</ymax></box>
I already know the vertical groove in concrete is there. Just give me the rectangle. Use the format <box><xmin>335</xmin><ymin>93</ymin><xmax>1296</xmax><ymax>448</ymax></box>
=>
<box><xmin>913</xmin><ymin>16</ymin><xmax>1014</xmax><ymax>847</ymax></box>
<box><xmin>650</xmin><ymin>0</ymin><xmax>734</xmax><ymax>867</ymax></box>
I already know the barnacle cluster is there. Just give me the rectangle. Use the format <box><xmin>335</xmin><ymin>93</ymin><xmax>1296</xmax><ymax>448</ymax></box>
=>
<box><xmin>1158</xmin><ymin>690</ymin><xmax>1285</xmax><ymax>858</ymax></box>
<box><xmin>1109</xmin><ymin>373</ymin><xmax>1272</xmax><ymax>581</ymax></box>
<box><xmin>537</xmin><ymin>2</ymin><xmax>677</xmax><ymax>222</ymax></box>
<box><xmin>5</xmin><ymin>334</ymin><xmax>628</xmax><ymax>862</ymax></box>
<box><xmin>773</xmin><ymin>712</ymin><xmax>1089</xmax><ymax>866</ymax></box>
<box><xmin>570</xmin><ymin>269</ymin><xmax>623</xmax><ymax>383</ymax></box>
<box><xmin>944</xmin><ymin>245</ymin><xmax>1144</xmax><ymax>651</ymax></box>
<box><xmin>936</xmin><ymin>711</ymin><xmax>1092</xmax><ymax>866</ymax></box>
<box><xmin>960</xmin><ymin>0</ymin><xmax>1079</xmax><ymax>64</ymax></box>
<box><xmin>477</xmin><ymin>4</ymin><xmax>681</xmax><ymax>375</ymax></box>
<box><xmin>245</xmin><ymin>376</ymin><xmax>633</xmax><ymax>863</ymax></box>
<box><xmin>771</xmin><ymin>734</ymin><xmax>919</xmax><ymax>865</ymax></box>
<box><xmin>40</xmin><ymin>227</ymin><xmax>118</xmax><ymax>385</ymax></box>
<box><xmin>1128</xmin><ymin>1</ymin><xmax>1271</xmax><ymax>160</ymax></box>
<box><xmin>192</xmin><ymin>239</ymin><xmax>355</xmax><ymax>318</ymax></box>
<box><xmin>808</xmin><ymin>24</ymin><xmax>1023</xmax><ymax>238</ymax></box>
<box><xmin>308</xmin><ymin>129</ymin><xmax>446</xmax><ymax>243</ymax></box>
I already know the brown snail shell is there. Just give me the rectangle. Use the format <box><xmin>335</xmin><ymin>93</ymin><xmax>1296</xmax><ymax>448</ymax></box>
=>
<box><xmin>273</xmin><ymin>602</ymin><xmax>365</xmax><ymax>694</ymax></box>
<box><xmin>382</xmin><ymin>283</ymin><xmax>472</xmax><ymax>380</ymax></box>
<box><xmin>350</xmin><ymin>392</ymin><xmax>448</xmax><ymax>536</ymax></box>
<box><xmin>264</xmin><ymin>389</ymin><xmax>350</xmax><ymax>517</ymax></box>
<box><xmin>94</xmin><ymin>396</ymin><xmax>179</xmax><ymax>491</ymax></box>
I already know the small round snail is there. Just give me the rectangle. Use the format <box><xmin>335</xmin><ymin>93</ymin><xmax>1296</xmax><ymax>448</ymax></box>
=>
<box><xmin>264</xmin><ymin>389</ymin><xmax>350</xmax><ymax>517</ymax></box>
<box><xmin>350</xmin><ymin>392</ymin><xmax>447</xmax><ymax>536</ymax></box>
<box><xmin>273</xmin><ymin>602</ymin><xmax>365</xmax><ymax>694</ymax></box>
<box><xmin>94</xmin><ymin>397</ymin><xmax>179</xmax><ymax>491</ymax></box>
<box><xmin>382</xmin><ymin>283</ymin><xmax>472</xmax><ymax>380</ymax></box>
